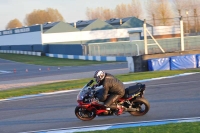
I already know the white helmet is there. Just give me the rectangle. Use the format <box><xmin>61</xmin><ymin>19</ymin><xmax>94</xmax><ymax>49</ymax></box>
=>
<box><xmin>93</xmin><ymin>70</ymin><xmax>105</xmax><ymax>83</ymax></box>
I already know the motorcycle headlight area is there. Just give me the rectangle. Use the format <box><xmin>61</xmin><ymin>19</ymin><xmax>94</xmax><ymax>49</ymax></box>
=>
<box><xmin>83</xmin><ymin>97</ymin><xmax>90</xmax><ymax>103</ymax></box>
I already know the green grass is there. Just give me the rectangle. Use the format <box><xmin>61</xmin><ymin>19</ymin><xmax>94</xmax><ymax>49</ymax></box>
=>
<box><xmin>0</xmin><ymin>69</ymin><xmax>200</xmax><ymax>99</ymax></box>
<box><xmin>114</xmin><ymin>69</ymin><xmax>200</xmax><ymax>81</ymax></box>
<box><xmin>77</xmin><ymin>122</ymin><xmax>200</xmax><ymax>133</ymax></box>
<box><xmin>0</xmin><ymin>53</ymin><xmax>200</xmax><ymax>100</ymax></box>
<box><xmin>0</xmin><ymin>53</ymin><xmax>116</xmax><ymax>66</ymax></box>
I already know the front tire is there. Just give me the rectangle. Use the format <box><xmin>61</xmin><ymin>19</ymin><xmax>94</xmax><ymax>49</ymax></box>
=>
<box><xmin>128</xmin><ymin>97</ymin><xmax>150</xmax><ymax>116</ymax></box>
<box><xmin>75</xmin><ymin>106</ymin><xmax>96</xmax><ymax>121</ymax></box>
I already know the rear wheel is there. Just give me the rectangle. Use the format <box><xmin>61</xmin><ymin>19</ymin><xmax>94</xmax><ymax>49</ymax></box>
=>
<box><xmin>128</xmin><ymin>97</ymin><xmax>150</xmax><ymax>116</ymax></box>
<box><xmin>75</xmin><ymin>106</ymin><xmax>96</xmax><ymax>121</ymax></box>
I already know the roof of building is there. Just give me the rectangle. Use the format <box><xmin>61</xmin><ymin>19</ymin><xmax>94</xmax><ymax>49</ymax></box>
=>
<box><xmin>105</xmin><ymin>17</ymin><xmax>132</xmax><ymax>28</ymax></box>
<box><xmin>44</xmin><ymin>21</ymin><xmax>79</xmax><ymax>33</ymax></box>
<box><xmin>69</xmin><ymin>19</ymin><xmax>96</xmax><ymax>30</ymax></box>
<box><xmin>3</xmin><ymin>17</ymin><xmax>146</xmax><ymax>32</ymax></box>
<box><xmin>81</xmin><ymin>19</ymin><xmax>115</xmax><ymax>31</ymax></box>
<box><xmin>43</xmin><ymin>22</ymin><xmax>60</xmax><ymax>29</ymax></box>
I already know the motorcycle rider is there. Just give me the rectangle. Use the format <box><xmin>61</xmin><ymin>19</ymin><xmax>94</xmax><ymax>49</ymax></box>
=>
<box><xmin>93</xmin><ymin>70</ymin><xmax>125</xmax><ymax>115</ymax></box>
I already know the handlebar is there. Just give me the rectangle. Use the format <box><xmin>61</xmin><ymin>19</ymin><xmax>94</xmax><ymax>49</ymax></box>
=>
<box><xmin>87</xmin><ymin>80</ymin><xmax>94</xmax><ymax>86</ymax></box>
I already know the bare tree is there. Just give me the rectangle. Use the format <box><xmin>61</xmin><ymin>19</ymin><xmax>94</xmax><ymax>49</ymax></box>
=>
<box><xmin>173</xmin><ymin>0</ymin><xmax>187</xmax><ymax>16</ymax></box>
<box><xmin>95</xmin><ymin>7</ymin><xmax>104</xmax><ymax>20</ymax></box>
<box><xmin>145</xmin><ymin>0</ymin><xmax>158</xmax><ymax>26</ymax></box>
<box><xmin>86</xmin><ymin>7</ymin><xmax>115</xmax><ymax>20</ymax></box>
<box><xmin>86</xmin><ymin>8</ymin><xmax>96</xmax><ymax>20</ymax></box>
<box><xmin>191</xmin><ymin>0</ymin><xmax>200</xmax><ymax>33</ymax></box>
<box><xmin>46</xmin><ymin>8</ymin><xmax>64</xmax><ymax>22</ymax></box>
<box><xmin>24</xmin><ymin>8</ymin><xmax>64</xmax><ymax>26</ymax></box>
<box><xmin>119</xmin><ymin>3</ymin><xmax>130</xmax><ymax>18</ymax></box>
<box><xmin>114</xmin><ymin>4</ymin><xmax>124</xmax><ymax>18</ymax></box>
<box><xmin>103</xmin><ymin>9</ymin><xmax>115</xmax><ymax>20</ymax></box>
<box><xmin>146</xmin><ymin>0</ymin><xmax>174</xmax><ymax>26</ymax></box>
<box><xmin>156</xmin><ymin>0</ymin><xmax>174</xmax><ymax>25</ymax></box>
<box><xmin>189</xmin><ymin>0</ymin><xmax>200</xmax><ymax>16</ymax></box>
<box><xmin>6</xmin><ymin>18</ymin><xmax>23</xmax><ymax>30</ymax></box>
<box><xmin>173</xmin><ymin>0</ymin><xmax>200</xmax><ymax>16</ymax></box>
<box><xmin>128</xmin><ymin>0</ymin><xmax>143</xmax><ymax>18</ymax></box>
<box><xmin>86</xmin><ymin>0</ymin><xmax>144</xmax><ymax>20</ymax></box>
<box><xmin>183</xmin><ymin>0</ymin><xmax>200</xmax><ymax>33</ymax></box>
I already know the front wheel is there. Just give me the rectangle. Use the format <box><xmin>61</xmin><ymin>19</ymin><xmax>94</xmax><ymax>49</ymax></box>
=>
<box><xmin>128</xmin><ymin>97</ymin><xmax>150</xmax><ymax>116</ymax></box>
<box><xmin>75</xmin><ymin>106</ymin><xmax>96</xmax><ymax>121</ymax></box>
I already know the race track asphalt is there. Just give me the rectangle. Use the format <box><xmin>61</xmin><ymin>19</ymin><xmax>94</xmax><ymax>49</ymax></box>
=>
<box><xmin>0</xmin><ymin>72</ymin><xmax>200</xmax><ymax>133</ymax></box>
<box><xmin>0</xmin><ymin>58</ymin><xmax>129</xmax><ymax>90</ymax></box>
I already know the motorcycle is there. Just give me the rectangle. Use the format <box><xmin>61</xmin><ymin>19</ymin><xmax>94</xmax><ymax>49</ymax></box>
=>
<box><xmin>75</xmin><ymin>80</ymin><xmax>150</xmax><ymax>121</ymax></box>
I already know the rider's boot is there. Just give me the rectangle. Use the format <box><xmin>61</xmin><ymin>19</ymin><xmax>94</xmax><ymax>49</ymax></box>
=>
<box><xmin>104</xmin><ymin>104</ymin><xmax>126</xmax><ymax>115</ymax></box>
<box><xmin>116</xmin><ymin>104</ymin><xmax>126</xmax><ymax>115</ymax></box>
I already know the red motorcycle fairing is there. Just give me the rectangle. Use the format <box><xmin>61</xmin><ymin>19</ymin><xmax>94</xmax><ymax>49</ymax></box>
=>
<box><xmin>77</xmin><ymin>100</ymin><xmax>108</xmax><ymax>115</ymax></box>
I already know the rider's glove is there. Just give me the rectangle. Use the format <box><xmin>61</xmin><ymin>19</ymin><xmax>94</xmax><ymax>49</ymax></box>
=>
<box><xmin>91</xmin><ymin>84</ymin><xmax>98</xmax><ymax>90</ymax></box>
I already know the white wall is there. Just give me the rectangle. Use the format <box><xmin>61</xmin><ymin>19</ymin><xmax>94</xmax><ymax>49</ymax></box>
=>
<box><xmin>42</xmin><ymin>26</ymin><xmax>181</xmax><ymax>44</ymax></box>
<box><xmin>0</xmin><ymin>26</ymin><xmax>181</xmax><ymax>46</ymax></box>
<box><xmin>153</xmin><ymin>25</ymin><xmax>181</xmax><ymax>35</ymax></box>
<box><xmin>0</xmin><ymin>31</ymin><xmax>42</xmax><ymax>46</ymax></box>
<box><xmin>42</xmin><ymin>31</ymin><xmax>81</xmax><ymax>43</ymax></box>
<box><xmin>42</xmin><ymin>28</ymin><xmax>143</xmax><ymax>43</ymax></box>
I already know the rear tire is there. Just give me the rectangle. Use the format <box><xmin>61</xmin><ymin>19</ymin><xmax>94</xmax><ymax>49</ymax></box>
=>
<box><xmin>75</xmin><ymin>106</ymin><xmax>96</xmax><ymax>121</ymax></box>
<box><xmin>128</xmin><ymin>97</ymin><xmax>150</xmax><ymax>116</ymax></box>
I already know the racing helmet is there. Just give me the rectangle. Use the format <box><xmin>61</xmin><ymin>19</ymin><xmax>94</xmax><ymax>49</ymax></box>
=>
<box><xmin>93</xmin><ymin>70</ymin><xmax>105</xmax><ymax>83</ymax></box>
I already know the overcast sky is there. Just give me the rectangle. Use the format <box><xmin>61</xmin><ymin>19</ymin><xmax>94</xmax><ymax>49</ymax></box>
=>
<box><xmin>0</xmin><ymin>0</ymin><xmax>134</xmax><ymax>30</ymax></box>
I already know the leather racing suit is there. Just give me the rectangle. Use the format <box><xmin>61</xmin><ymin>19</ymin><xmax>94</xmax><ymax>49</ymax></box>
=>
<box><xmin>97</xmin><ymin>73</ymin><xmax>125</xmax><ymax>109</ymax></box>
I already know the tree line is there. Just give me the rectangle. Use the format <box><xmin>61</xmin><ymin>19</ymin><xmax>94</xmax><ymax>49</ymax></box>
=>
<box><xmin>87</xmin><ymin>0</ymin><xmax>200</xmax><ymax>26</ymax></box>
<box><xmin>5</xmin><ymin>0</ymin><xmax>200</xmax><ymax>30</ymax></box>
<box><xmin>6</xmin><ymin>8</ymin><xmax>64</xmax><ymax>30</ymax></box>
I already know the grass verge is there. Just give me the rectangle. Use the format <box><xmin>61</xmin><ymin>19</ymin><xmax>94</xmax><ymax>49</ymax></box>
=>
<box><xmin>0</xmin><ymin>69</ymin><xmax>200</xmax><ymax>99</ymax></box>
<box><xmin>0</xmin><ymin>53</ymin><xmax>116</xmax><ymax>66</ymax></box>
<box><xmin>77</xmin><ymin>122</ymin><xmax>200</xmax><ymax>133</ymax></box>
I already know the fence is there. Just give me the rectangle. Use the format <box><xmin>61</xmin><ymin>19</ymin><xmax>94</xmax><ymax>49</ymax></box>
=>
<box><xmin>88</xmin><ymin>16</ymin><xmax>200</xmax><ymax>56</ymax></box>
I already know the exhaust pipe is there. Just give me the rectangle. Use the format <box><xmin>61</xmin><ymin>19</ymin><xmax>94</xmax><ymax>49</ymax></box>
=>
<box><xmin>125</xmin><ymin>108</ymin><xmax>139</xmax><ymax>112</ymax></box>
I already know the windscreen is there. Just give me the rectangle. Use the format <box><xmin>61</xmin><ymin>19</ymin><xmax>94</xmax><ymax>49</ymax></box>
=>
<box><xmin>77</xmin><ymin>86</ymin><xmax>89</xmax><ymax>101</ymax></box>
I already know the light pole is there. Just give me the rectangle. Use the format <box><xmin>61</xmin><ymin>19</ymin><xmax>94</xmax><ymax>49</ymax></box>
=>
<box><xmin>153</xmin><ymin>13</ymin><xmax>155</xmax><ymax>26</ymax></box>
<box><xmin>194</xmin><ymin>9</ymin><xmax>198</xmax><ymax>34</ymax></box>
<box><xmin>178</xmin><ymin>9</ymin><xmax>181</xmax><ymax>16</ymax></box>
<box><xmin>186</xmin><ymin>10</ymin><xmax>190</xmax><ymax>33</ymax></box>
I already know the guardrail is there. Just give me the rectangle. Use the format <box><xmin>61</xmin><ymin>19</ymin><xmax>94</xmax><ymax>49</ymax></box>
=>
<box><xmin>46</xmin><ymin>53</ymin><xmax>129</xmax><ymax>62</ymax></box>
<box><xmin>0</xmin><ymin>50</ymin><xmax>41</xmax><ymax>56</ymax></box>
